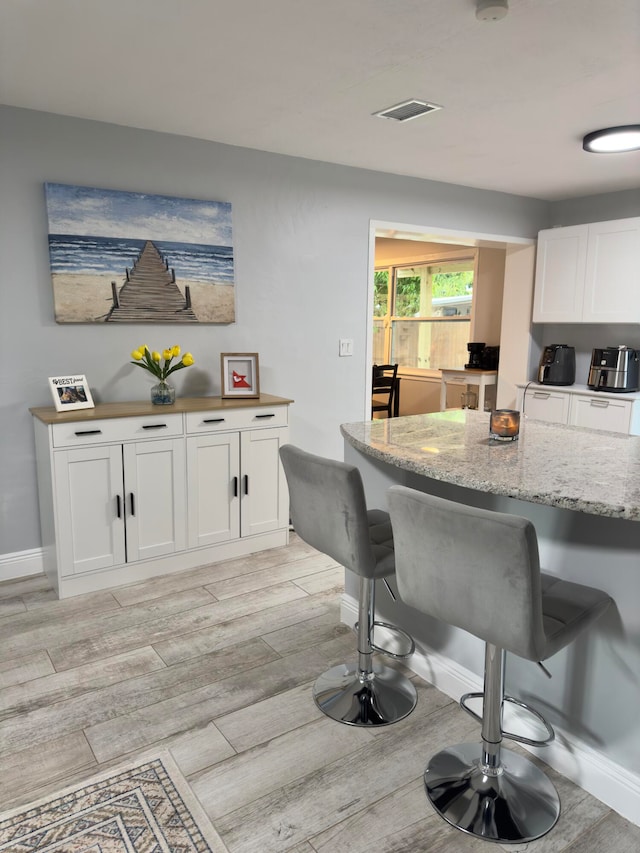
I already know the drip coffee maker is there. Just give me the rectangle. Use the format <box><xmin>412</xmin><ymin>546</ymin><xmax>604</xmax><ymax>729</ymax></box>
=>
<box><xmin>465</xmin><ymin>342</ymin><xmax>486</xmax><ymax>369</ymax></box>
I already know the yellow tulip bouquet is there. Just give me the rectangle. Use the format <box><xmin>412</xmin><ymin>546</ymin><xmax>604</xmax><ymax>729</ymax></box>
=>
<box><xmin>130</xmin><ymin>344</ymin><xmax>195</xmax><ymax>380</ymax></box>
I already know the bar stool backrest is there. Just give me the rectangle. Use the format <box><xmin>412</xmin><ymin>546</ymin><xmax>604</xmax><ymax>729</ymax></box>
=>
<box><xmin>388</xmin><ymin>485</ymin><xmax>547</xmax><ymax>661</ymax></box>
<box><xmin>280</xmin><ymin>444</ymin><xmax>392</xmax><ymax>579</ymax></box>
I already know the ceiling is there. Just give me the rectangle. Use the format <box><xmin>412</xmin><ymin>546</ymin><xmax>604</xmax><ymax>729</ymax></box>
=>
<box><xmin>1</xmin><ymin>0</ymin><xmax>639</xmax><ymax>201</ymax></box>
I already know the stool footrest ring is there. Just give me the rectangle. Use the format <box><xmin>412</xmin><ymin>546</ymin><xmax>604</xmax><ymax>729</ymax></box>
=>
<box><xmin>370</xmin><ymin>620</ymin><xmax>415</xmax><ymax>659</ymax></box>
<box><xmin>459</xmin><ymin>692</ymin><xmax>555</xmax><ymax>747</ymax></box>
<box><xmin>354</xmin><ymin>620</ymin><xmax>415</xmax><ymax>659</ymax></box>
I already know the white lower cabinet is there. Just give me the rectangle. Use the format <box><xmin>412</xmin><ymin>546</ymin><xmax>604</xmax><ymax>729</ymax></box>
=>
<box><xmin>521</xmin><ymin>388</ymin><xmax>571</xmax><ymax>424</ymax></box>
<box><xmin>518</xmin><ymin>384</ymin><xmax>638</xmax><ymax>434</ymax></box>
<box><xmin>240</xmin><ymin>427</ymin><xmax>289</xmax><ymax>537</ymax></box>
<box><xmin>569</xmin><ymin>395</ymin><xmax>632</xmax><ymax>434</ymax></box>
<box><xmin>187</xmin><ymin>432</ymin><xmax>240</xmax><ymax>548</ymax></box>
<box><xmin>53</xmin><ymin>438</ymin><xmax>185</xmax><ymax>577</ymax></box>
<box><xmin>31</xmin><ymin>396</ymin><xmax>291</xmax><ymax>598</ymax></box>
<box><xmin>186</xmin><ymin>425</ymin><xmax>289</xmax><ymax>547</ymax></box>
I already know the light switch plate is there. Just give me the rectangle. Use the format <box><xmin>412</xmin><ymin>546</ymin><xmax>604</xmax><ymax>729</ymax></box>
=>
<box><xmin>339</xmin><ymin>339</ymin><xmax>354</xmax><ymax>357</ymax></box>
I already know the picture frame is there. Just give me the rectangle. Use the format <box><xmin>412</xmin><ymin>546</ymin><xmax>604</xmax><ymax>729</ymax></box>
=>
<box><xmin>220</xmin><ymin>353</ymin><xmax>260</xmax><ymax>399</ymax></box>
<box><xmin>48</xmin><ymin>375</ymin><xmax>95</xmax><ymax>412</ymax></box>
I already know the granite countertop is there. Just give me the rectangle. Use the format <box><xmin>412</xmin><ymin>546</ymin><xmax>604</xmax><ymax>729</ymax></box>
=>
<box><xmin>341</xmin><ymin>410</ymin><xmax>640</xmax><ymax>520</ymax></box>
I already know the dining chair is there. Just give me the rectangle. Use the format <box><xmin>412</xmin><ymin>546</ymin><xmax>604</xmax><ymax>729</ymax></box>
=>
<box><xmin>372</xmin><ymin>363</ymin><xmax>398</xmax><ymax>418</ymax></box>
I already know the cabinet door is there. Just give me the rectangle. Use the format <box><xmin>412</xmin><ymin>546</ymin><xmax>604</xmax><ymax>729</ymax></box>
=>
<box><xmin>532</xmin><ymin>226</ymin><xmax>588</xmax><ymax>322</ymax></box>
<box><xmin>582</xmin><ymin>218</ymin><xmax>640</xmax><ymax>322</ymax></box>
<box><xmin>522</xmin><ymin>389</ymin><xmax>570</xmax><ymax>424</ymax></box>
<box><xmin>53</xmin><ymin>445</ymin><xmax>126</xmax><ymax>576</ymax></box>
<box><xmin>186</xmin><ymin>432</ymin><xmax>240</xmax><ymax>548</ymax></box>
<box><xmin>240</xmin><ymin>427</ymin><xmax>289</xmax><ymax>537</ymax></box>
<box><xmin>569</xmin><ymin>395</ymin><xmax>632</xmax><ymax>434</ymax></box>
<box><xmin>123</xmin><ymin>439</ymin><xmax>186</xmax><ymax>562</ymax></box>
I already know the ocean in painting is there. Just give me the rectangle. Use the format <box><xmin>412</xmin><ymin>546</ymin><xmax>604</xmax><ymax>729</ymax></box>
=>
<box><xmin>48</xmin><ymin>234</ymin><xmax>234</xmax><ymax>284</ymax></box>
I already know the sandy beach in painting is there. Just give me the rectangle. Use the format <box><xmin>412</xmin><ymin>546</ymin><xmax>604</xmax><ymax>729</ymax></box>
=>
<box><xmin>51</xmin><ymin>273</ymin><xmax>236</xmax><ymax>324</ymax></box>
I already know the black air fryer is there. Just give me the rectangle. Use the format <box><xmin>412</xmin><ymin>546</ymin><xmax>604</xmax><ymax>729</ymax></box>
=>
<box><xmin>537</xmin><ymin>344</ymin><xmax>576</xmax><ymax>386</ymax></box>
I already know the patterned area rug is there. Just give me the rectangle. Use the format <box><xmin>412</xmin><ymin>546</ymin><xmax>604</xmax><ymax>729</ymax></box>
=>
<box><xmin>0</xmin><ymin>752</ymin><xmax>227</xmax><ymax>852</ymax></box>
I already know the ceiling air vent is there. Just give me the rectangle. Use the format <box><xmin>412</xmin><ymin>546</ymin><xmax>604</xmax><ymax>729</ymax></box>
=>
<box><xmin>373</xmin><ymin>100</ymin><xmax>442</xmax><ymax>122</ymax></box>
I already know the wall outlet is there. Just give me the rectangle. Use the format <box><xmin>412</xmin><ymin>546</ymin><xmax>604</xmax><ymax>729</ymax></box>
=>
<box><xmin>339</xmin><ymin>338</ymin><xmax>354</xmax><ymax>357</ymax></box>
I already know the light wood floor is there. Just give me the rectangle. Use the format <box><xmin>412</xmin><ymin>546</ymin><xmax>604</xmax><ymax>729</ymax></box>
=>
<box><xmin>1</xmin><ymin>535</ymin><xmax>638</xmax><ymax>852</ymax></box>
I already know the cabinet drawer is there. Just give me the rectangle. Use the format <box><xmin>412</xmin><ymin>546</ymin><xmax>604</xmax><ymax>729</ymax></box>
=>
<box><xmin>185</xmin><ymin>406</ymin><xmax>288</xmax><ymax>434</ymax></box>
<box><xmin>52</xmin><ymin>414</ymin><xmax>184</xmax><ymax>447</ymax></box>
<box><xmin>569</xmin><ymin>395</ymin><xmax>631</xmax><ymax>434</ymax></box>
<box><xmin>523</xmin><ymin>389</ymin><xmax>570</xmax><ymax>424</ymax></box>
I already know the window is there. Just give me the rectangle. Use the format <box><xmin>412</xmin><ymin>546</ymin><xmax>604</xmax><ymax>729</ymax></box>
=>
<box><xmin>373</xmin><ymin>259</ymin><xmax>474</xmax><ymax>371</ymax></box>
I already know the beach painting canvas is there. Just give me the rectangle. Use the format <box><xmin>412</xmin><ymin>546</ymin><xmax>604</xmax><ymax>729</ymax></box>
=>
<box><xmin>44</xmin><ymin>183</ymin><xmax>235</xmax><ymax>323</ymax></box>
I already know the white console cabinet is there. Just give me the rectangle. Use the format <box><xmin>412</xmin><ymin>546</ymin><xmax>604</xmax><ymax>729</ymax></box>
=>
<box><xmin>533</xmin><ymin>217</ymin><xmax>640</xmax><ymax>323</ymax></box>
<box><xmin>516</xmin><ymin>384</ymin><xmax>640</xmax><ymax>435</ymax></box>
<box><xmin>31</xmin><ymin>395</ymin><xmax>292</xmax><ymax>598</ymax></box>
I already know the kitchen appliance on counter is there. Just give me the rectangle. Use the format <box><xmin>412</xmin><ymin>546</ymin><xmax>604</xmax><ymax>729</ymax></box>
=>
<box><xmin>481</xmin><ymin>345</ymin><xmax>500</xmax><ymax>370</ymax></box>
<box><xmin>465</xmin><ymin>342</ymin><xmax>485</xmax><ymax>369</ymax></box>
<box><xmin>538</xmin><ymin>344</ymin><xmax>576</xmax><ymax>386</ymax></box>
<box><xmin>588</xmin><ymin>346</ymin><xmax>640</xmax><ymax>392</ymax></box>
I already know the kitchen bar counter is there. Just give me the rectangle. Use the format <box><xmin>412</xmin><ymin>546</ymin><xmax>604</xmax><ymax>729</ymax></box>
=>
<box><xmin>340</xmin><ymin>410</ymin><xmax>640</xmax><ymax>826</ymax></box>
<box><xmin>341</xmin><ymin>409</ymin><xmax>640</xmax><ymax>520</ymax></box>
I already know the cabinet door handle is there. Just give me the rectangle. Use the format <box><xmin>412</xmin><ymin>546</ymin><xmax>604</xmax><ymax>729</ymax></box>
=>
<box><xmin>130</xmin><ymin>493</ymin><xmax>135</xmax><ymax>516</ymax></box>
<box><xmin>116</xmin><ymin>495</ymin><xmax>122</xmax><ymax>518</ymax></box>
<box><xmin>532</xmin><ymin>392</ymin><xmax>550</xmax><ymax>400</ymax></box>
<box><xmin>203</xmin><ymin>417</ymin><xmax>225</xmax><ymax>424</ymax></box>
<box><xmin>590</xmin><ymin>399</ymin><xmax>609</xmax><ymax>408</ymax></box>
<box><xmin>142</xmin><ymin>423</ymin><xmax>168</xmax><ymax>430</ymax></box>
<box><xmin>75</xmin><ymin>429</ymin><xmax>102</xmax><ymax>436</ymax></box>
<box><xmin>233</xmin><ymin>476</ymin><xmax>238</xmax><ymax>497</ymax></box>
<box><xmin>244</xmin><ymin>474</ymin><xmax>249</xmax><ymax>495</ymax></box>
<box><xmin>255</xmin><ymin>413</ymin><xmax>275</xmax><ymax>419</ymax></box>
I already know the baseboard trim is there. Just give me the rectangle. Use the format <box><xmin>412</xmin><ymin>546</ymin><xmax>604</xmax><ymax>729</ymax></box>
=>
<box><xmin>341</xmin><ymin>593</ymin><xmax>640</xmax><ymax>828</ymax></box>
<box><xmin>0</xmin><ymin>548</ymin><xmax>44</xmax><ymax>582</ymax></box>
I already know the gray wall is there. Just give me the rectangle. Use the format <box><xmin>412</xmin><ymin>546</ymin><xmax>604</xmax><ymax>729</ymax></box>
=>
<box><xmin>550</xmin><ymin>188</ymin><xmax>640</xmax><ymax>226</ymax></box>
<box><xmin>0</xmin><ymin>105</ymin><xmax>635</xmax><ymax>558</ymax></box>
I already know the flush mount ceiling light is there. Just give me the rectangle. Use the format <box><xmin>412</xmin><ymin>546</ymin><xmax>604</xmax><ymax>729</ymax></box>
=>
<box><xmin>582</xmin><ymin>125</ymin><xmax>640</xmax><ymax>153</ymax></box>
<box><xmin>476</xmin><ymin>0</ymin><xmax>508</xmax><ymax>21</ymax></box>
<box><xmin>373</xmin><ymin>100</ymin><xmax>442</xmax><ymax>122</ymax></box>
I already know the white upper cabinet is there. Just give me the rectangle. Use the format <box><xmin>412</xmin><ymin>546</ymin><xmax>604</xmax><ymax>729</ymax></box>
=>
<box><xmin>533</xmin><ymin>225</ymin><xmax>587</xmax><ymax>322</ymax></box>
<box><xmin>533</xmin><ymin>217</ymin><xmax>640</xmax><ymax>323</ymax></box>
<box><xmin>582</xmin><ymin>219</ymin><xmax>640</xmax><ymax>322</ymax></box>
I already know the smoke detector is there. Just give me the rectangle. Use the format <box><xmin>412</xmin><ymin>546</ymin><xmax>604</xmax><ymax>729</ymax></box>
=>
<box><xmin>373</xmin><ymin>100</ymin><xmax>443</xmax><ymax>122</ymax></box>
<box><xmin>476</xmin><ymin>0</ymin><xmax>508</xmax><ymax>21</ymax></box>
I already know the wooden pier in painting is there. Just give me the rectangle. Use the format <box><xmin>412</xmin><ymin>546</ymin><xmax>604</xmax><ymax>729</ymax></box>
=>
<box><xmin>106</xmin><ymin>240</ymin><xmax>198</xmax><ymax>322</ymax></box>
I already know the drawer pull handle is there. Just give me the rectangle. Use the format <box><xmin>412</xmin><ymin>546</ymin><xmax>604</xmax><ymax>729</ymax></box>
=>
<box><xmin>130</xmin><ymin>493</ymin><xmax>135</xmax><ymax>516</ymax></box>
<box><xmin>244</xmin><ymin>474</ymin><xmax>249</xmax><ymax>495</ymax></box>
<box><xmin>116</xmin><ymin>495</ymin><xmax>122</xmax><ymax>518</ymax></box>
<box><xmin>590</xmin><ymin>400</ymin><xmax>609</xmax><ymax>408</ymax></box>
<box><xmin>532</xmin><ymin>392</ymin><xmax>550</xmax><ymax>400</ymax></box>
<box><xmin>255</xmin><ymin>413</ymin><xmax>275</xmax><ymax>419</ymax></box>
<box><xmin>233</xmin><ymin>476</ymin><xmax>238</xmax><ymax>498</ymax></box>
<box><xmin>142</xmin><ymin>424</ymin><xmax>168</xmax><ymax>430</ymax></box>
<box><xmin>203</xmin><ymin>418</ymin><xmax>225</xmax><ymax>424</ymax></box>
<box><xmin>74</xmin><ymin>429</ymin><xmax>102</xmax><ymax>436</ymax></box>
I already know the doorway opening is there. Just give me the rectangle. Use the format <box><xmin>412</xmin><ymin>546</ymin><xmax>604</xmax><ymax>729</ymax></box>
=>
<box><xmin>368</xmin><ymin>221</ymin><xmax>535</xmax><ymax>419</ymax></box>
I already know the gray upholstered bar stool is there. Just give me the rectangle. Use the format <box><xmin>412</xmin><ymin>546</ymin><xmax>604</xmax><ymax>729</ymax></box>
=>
<box><xmin>279</xmin><ymin>444</ymin><xmax>417</xmax><ymax>726</ymax></box>
<box><xmin>387</xmin><ymin>485</ymin><xmax>612</xmax><ymax>844</ymax></box>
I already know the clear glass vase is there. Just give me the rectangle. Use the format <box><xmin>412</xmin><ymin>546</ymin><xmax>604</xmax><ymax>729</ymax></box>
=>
<box><xmin>150</xmin><ymin>380</ymin><xmax>175</xmax><ymax>405</ymax></box>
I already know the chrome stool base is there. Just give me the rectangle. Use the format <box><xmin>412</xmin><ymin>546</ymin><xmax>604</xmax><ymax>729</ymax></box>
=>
<box><xmin>424</xmin><ymin>742</ymin><xmax>560</xmax><ymax>844</ymax></box>
<box><xmin>313</xmin><ymin>663</ymin><xmax>417</xmax><ymax>726</ymax></box>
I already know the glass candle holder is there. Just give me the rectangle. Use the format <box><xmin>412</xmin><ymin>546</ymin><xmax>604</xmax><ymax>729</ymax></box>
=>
<box><xmin>489</xmin><ymin>409</ymin><xmax>520</xmax><ymax>441</ymax></box>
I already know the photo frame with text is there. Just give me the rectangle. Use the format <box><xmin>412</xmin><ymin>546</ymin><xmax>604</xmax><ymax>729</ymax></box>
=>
<box><xmin>220</xmin><ymin>353</ymin><xmax>260</xmax><ymax>399</ymax></box>
<box><xmin>48</xmin><ymin>375</ymin><xmax>95</xmax><ymax>412</ymax></box>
